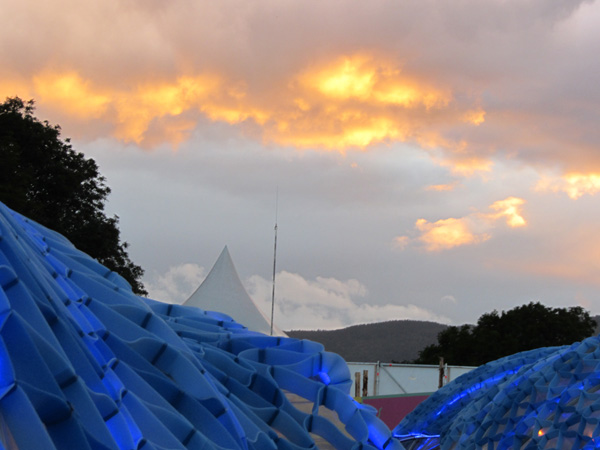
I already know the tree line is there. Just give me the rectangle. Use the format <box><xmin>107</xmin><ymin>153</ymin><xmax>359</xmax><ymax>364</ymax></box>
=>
<box><xmin>414</xmin><ymin>301</ymin><xmax>596</xmax><ymax>366</ymax></box>
<box><xmin>0</xmin><ymin>97</ymin><xmax>146</xmax><ymax>295</ymax></box>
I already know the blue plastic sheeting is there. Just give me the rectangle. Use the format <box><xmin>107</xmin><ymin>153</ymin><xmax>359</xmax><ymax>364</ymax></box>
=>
<box><xmin>0</xmin><ymin>201</ymin><xmax>402</xmax><ymax>450</ymax></box>
<box><xmin>394</xmin><ymin>337</ymin><xmax>600</xmax><ymax>449</ymax></box>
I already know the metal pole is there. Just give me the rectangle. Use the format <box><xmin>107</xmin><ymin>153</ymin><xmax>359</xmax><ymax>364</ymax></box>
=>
<box><xmin>270</xmin><ymin>190</ymin><xmax>278</xmax><ymax>336</ymax></box>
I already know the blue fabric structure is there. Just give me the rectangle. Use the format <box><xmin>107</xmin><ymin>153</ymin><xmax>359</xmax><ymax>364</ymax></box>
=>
<box><xmin>0</xmin><ymin>201</ymin><xmax>401</xmax><ymax>450</ymax></box>
<box><xmin>394</xmin><ymin>337</ymin><xmax>600</xmax><ymax>449</ymax></box>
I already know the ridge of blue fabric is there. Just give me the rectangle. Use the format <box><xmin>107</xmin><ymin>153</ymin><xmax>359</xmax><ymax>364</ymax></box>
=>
<box><xmin>0</xmin><ymin>202</ymin><xmax>401</xmax><ymax>450</ymax></box>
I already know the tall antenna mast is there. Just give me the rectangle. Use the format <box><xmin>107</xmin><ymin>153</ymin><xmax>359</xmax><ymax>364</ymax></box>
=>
<box><xmin>270</xmin><ymin>189</ymin><xmax>278</xmax><ymax>336</ymax></box>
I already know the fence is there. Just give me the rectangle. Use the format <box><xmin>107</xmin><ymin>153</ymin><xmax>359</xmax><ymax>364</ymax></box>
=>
<box><xmin>348</xmin><ymin>361</ymin><xmax>476</xmax><ymax>397</ymax></box>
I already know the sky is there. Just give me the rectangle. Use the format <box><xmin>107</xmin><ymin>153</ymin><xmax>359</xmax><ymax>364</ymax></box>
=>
<box><xmin>2</xmin><ymin>0</ymin><xmax>600</xmax><ymax>330</ymax></box>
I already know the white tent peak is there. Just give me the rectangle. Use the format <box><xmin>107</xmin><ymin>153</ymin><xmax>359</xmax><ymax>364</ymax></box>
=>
<box><xmin>183</xmin><ymin>246</ymin><xmax>286</xmax><ymax>336</ymax></box>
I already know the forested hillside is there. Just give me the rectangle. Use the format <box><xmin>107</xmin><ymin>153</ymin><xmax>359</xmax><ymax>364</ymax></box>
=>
<box><xmin>286</xmin><ymin>320</ymin><xmax>447</xmax><ymax>363</ymax></box>
<box><xmin>288</xmin><ymin>315</ymin><xmax>600</xmax><ymax>364</ymax></box>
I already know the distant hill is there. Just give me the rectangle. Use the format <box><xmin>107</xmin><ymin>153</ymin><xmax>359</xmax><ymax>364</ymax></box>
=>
<box><xmin>289</xmin><ymin>315</ymin><xmax>600</xmax><ymax>364</ymax></box>
<box><xmin>286</xmin><ymin>320</ymin><xmax>448</xmax><ymax>363</ymax></box>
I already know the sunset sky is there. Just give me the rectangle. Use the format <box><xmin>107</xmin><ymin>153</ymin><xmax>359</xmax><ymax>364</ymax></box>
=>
<box><xmin>3</xmin><ymin>0</ymin><xmax>600</xmax><ymax>330</ymax></box>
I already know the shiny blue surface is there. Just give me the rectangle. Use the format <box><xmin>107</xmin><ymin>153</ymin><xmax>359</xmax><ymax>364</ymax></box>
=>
<box><xmin>0</xmin><ymin>202</ymin><xmax>401</xmax><ymax>450</ymax></box>
<box><xmin>395</xmin><ymin>340</ymin><xmax>600</xmax><ymax>448</ymax></box>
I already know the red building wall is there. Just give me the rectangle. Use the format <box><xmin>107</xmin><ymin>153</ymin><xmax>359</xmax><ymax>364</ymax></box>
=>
<box><xmin>361</xmin><ymin>394</ymin><xmax>430</xmax><ymax>429</ymax></box>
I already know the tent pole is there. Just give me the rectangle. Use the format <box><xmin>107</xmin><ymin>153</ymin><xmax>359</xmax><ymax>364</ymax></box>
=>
<box><xmin>270</xmin><ymin>190</ymin><xmax>278</xmax><ymax>336</ymax></box>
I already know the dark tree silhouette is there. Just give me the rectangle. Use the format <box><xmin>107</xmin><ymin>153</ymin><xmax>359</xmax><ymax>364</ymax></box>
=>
<box><xmin>0</xmin><ymin>97</ymin><xmax>147</xmax><ymax>295</ymax></box>
<box><xmin>414</xmin><ymin>302</ymin><xmax>596</xmax><ymax>366</ymax></box>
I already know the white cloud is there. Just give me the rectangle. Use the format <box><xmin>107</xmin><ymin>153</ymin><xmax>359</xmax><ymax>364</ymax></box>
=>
<box><xmin>441</xmin><ymin>295</ymin><xmax>457</xmax><ymax>304</ymax></box>
<box><xmin>145</xmin><ymin>263</ymin><xmax>206</xmax><ymax>304</ymax></box>
<box><xmin>246</xmin><ymin>271</ymin><xmax>450</xmax><ymax>330</ymax></box>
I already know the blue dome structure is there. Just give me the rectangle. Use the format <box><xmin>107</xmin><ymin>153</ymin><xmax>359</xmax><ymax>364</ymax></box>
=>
<box><xmin>394</xmin><ymin>339</ymin><xmax>600</xmax><ymax>449</ymax></box>
<box><xmin>0</xmin><ymin>201</ymin><xmax>401</xmax><ymax>450</ymax></box>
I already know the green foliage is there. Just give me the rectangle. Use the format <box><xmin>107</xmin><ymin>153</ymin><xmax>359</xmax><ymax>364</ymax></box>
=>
<box><xmin>414</xmin><ymin>302</ymin><xmax>596</xmax><ymax>366</ymax></box>
<box><xmin>0</xmin><ymin>97</ymin><xmax>147</xmax><ymax>295</ymax></box>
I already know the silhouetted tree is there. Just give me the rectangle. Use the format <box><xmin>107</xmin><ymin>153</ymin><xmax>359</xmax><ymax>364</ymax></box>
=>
<box><xmin>0</xmin><ymin>97</ymin><xmax>147</xmax><ymax>295</ymax></box>
<box><xmin>414</xmin><ymin>302</ymin><xmax>596</xmax><ymax>366</ymax></box>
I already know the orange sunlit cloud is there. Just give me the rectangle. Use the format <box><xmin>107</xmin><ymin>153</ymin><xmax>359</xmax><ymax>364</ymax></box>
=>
<box><xmin>397</xmin><ymin>196</ymin><xmax>527</xmax><ymax>252</ymax></box>
<box><xmin>415</xmin><ymin>217</ymin><xmax>490</xmax><ymax>251</ymax></box>
<box><xmin>488</xmin><ymin>197</ymin><xmax>527</xmax><ymax>227</ymax></box>
<box><xmin>113</xmin><ymin>75</ymin><xmax>223</xmax><ymax>144</ymax></box>
<box><xmin>463</xmin><ymin>109</ymin><xmax>486</xmax><ymax>126</ymax></box>
<box><xmin>298</xmin><ymin>54</ymin><xmax>451</xmax><ymax>109</ymax></box>
<box><xmin>393</xmin><ymin>235</ymin><xmax>411</xmax><ymax>250</ymax></box>
<box><xmin>536</xmin><ymin>173</ymin><xmax>600</xmax><ymax>199</ymax></box>
<box><xmin>426</xmin><ymin>182</ymin><xmax>458</xmax><ymax>192</ymax></box>
<box><xmin>1</xmin><ymin>0</ymin><xmax>598</xmax><ymax>189</ymax></box>
<box><xmin>33</xmin><ymin>72</ymin><xmax>110</xmax><ymax>118</ymax></box>
<box><xmin>428</xmin><ymin>140</ymin><xmax>494</xmax><ymax>176</ymax></box>
<box><xmin>2</xmin><ymin>52</ymin><xmax>487</xmax><ymax>160</ymax></box>
<box><xmin>447</xmin><ymin>158</ymin><xmax>493</xmax><ymax>176</ymax></box>
<box><xmin>27</xmin><ymin>71</ymin><xmax>257</xmax><ymax>146</ymax></box>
